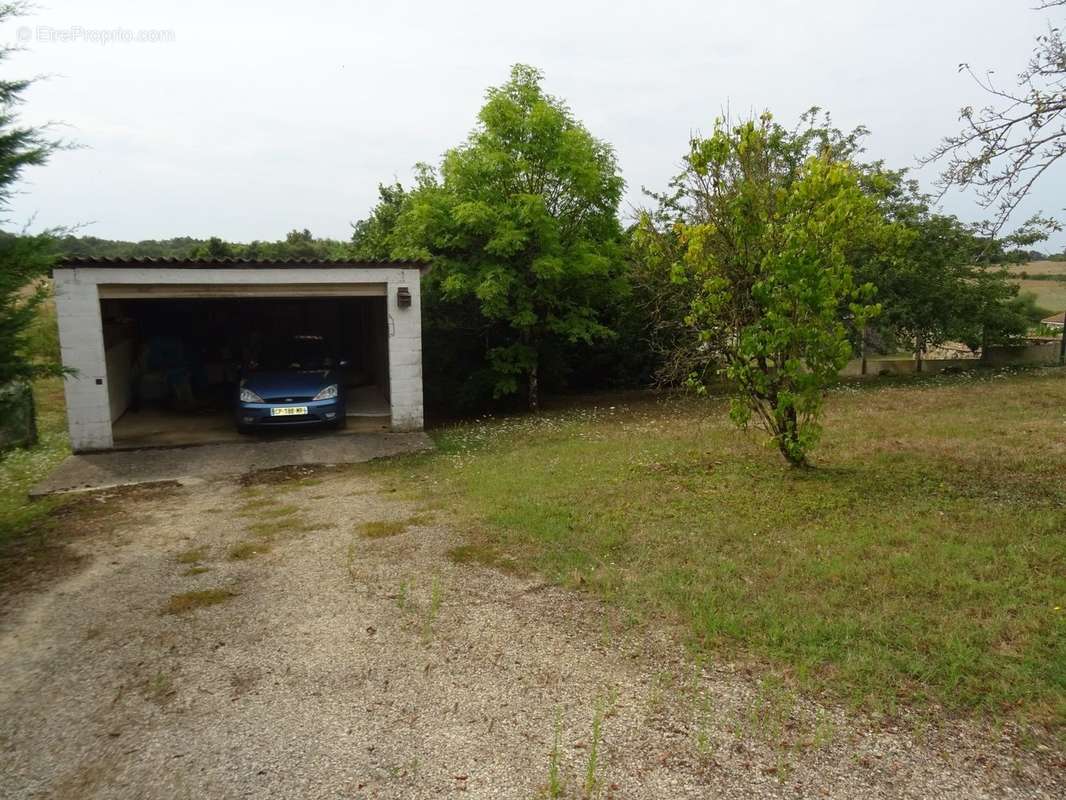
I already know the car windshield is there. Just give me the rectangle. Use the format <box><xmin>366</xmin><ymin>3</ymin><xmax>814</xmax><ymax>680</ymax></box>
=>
<box><xmin>256</xmin><ymin>338</ymin><xmax>330</xmax><ymax>370</ymax></box>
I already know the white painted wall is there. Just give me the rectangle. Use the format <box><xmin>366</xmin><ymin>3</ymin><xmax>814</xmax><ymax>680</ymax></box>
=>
<box><xmin>54</xmin><ymin>271</ymin><xmax>112</xmax><ymax>451</ymax></box>
<box><xmin>53</xmin><ymin>265</ymin><xmax>426</xmax><ymax>451</ymax></box>
<box><xmin>386</xmin><ymin>278</ymin><xmax>423</xmax><ymax>432</ymax></box>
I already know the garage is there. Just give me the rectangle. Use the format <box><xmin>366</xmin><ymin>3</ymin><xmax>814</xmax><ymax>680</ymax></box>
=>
<box><xmin>53</xmin><ymin>257</ymin><xmax>427</xmax><ymax>452</ymax></box>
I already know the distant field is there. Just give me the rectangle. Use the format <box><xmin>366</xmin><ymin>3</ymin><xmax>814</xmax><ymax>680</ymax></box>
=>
<box><xmin>1008</xmin><ymin>260</ymin><xmax>1066</xmax><ymax>277</ymax></box>
<box><xmin>1018</xmin><ymin>279</ymin><xmax>1066</xmax><ymax>314</ymax></box>
<box><xmin>1006</xmin><ymin>262</ymin><xmax>1066</xmax><ymax>314</ymax></box>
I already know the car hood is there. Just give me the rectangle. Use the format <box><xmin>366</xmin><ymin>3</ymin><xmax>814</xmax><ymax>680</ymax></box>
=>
<box><xmin>243</xmin><ymin>370</ymin><xmax>336</xmax><ymax>400</ymax></box>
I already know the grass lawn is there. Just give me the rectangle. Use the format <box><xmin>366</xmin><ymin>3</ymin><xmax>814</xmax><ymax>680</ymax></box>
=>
<box><xmin>0</xmin><ymin>378</ymin><xmax>70</xmax><ymax>545</ymax></box>
<box><xmin>371</xmin><ymin>369</ymin><xmax>1066</xmax><ymax>730</ymax></box>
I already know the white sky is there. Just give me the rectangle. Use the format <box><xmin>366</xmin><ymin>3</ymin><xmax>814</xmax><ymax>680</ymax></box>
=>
<box><xmin>3</xmin><ymin>0</ymin><xmax>1064</xmax><ymax>249</ymax></box>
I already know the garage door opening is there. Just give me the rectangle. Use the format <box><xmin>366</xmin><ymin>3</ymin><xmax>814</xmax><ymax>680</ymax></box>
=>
<box><xmin>100</xmin><ymin>295</ymin><xmax>391</xmax><ymax>448</ymax></box>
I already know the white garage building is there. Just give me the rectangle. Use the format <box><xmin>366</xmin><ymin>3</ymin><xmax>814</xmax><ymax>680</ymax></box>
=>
<box><xmin>53</xmin><ymin>257</ymin><xmax>428</xmax><ymax>452</ymax></box>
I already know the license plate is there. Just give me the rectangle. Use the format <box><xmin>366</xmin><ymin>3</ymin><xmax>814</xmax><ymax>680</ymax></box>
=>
<box><xmin>270</xmin><ymin>406</ymin><xmax>308</xmax><ymax>417</ymax></box>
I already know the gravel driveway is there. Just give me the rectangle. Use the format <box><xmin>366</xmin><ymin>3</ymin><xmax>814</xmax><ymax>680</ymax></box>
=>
<box><xmin>0</xmin><ymin>466</ymin><xmax>1061</xmax><ymax>799</ymax></box>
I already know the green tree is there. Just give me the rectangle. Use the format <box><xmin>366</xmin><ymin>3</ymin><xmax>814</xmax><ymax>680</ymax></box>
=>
<box><xmin>853</xmin><ymin>177</ymin><xmax>1035</xmax><ymax>360</ymax></box>
<box><xmin>397</xmin><ymin>65</ymin><xmax>625</xmax><ymax>410</ymax></box>
<box><xmin>351</xmin><ymin>182</ymin><xmax>408</xmax><ymax>260</ymax></box>
<box><xmin>637</xmin><ymin>114</ymin><xmax>882</xmax><ymax>466</ymax></box>
<box><xmin>191</xmin><ymin>236</ymin><xmax>236</xmax><ymax>259</ymax></box>
<box><xmin>0</xmin><ymin>3</ymin><xmax>64</xmax><ymax>385</ymax></box>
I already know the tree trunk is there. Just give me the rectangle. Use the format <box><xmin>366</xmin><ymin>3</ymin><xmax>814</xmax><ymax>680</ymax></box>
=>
<box><xmin>1060</xmin><ymin>323</ymin><xmax>1065</xmax><ymax>366</ymax></box>
<box><xmin>528</xmin><ymin>364</ymin><xmax>539</xmax><ymax>413</ymax></box>
<box><xmin>915</xmin><ymin>335</ymin><xmax>924</xmax><ymax>374</ymax></box>
<box><xmin>776</xmin><ymin>405</ymin><xmax>808</xmax><ymax>468</ymax></box>
<box><xmin>860</xmin><ymin>325</ymin><xmax>868</xmax><ymax>376</ymax></box>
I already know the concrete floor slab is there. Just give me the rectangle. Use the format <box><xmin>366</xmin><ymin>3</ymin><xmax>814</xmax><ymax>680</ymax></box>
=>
<box><xmin>112</xmin><ymin>408</ymin><xmax>390</xmax><ymax>449</ymax></box>
<box><xmin>29</xmin><ymin>431</ymin><xmax>432</xmax><ymax>496</ymax></box>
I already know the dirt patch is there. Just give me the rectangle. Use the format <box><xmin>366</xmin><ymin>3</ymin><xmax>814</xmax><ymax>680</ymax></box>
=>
<box><xmin>227</xmin><ymin>541</ymin><xmax>271</xmax><ymax>560</ymax></box>
<box><xmin>0</xmin><ymin>471</ymin><xmax>1061</xmax><ymax>799</ymax></box>
<box><xmin>238</xmin><ymin>462</ymin><xmax>352</xmax><ymax>488</ymax></box>
<box><xmin>0</xmin><ymin>482</ymin><xmax>183</xmax><ymax>614</ymax></box>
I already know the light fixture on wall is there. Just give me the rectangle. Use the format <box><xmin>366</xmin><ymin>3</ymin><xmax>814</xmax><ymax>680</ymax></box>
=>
<box><xmin>396</xmin><ymin>286</ymin><xmax>412</xmax><ymax>308</ymax></box>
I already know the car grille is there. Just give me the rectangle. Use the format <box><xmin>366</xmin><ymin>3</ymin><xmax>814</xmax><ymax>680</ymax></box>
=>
<box><xmin>261</xmin><ymin>394</ymin><xmax>314</xmax><ymax>403</ymax></box>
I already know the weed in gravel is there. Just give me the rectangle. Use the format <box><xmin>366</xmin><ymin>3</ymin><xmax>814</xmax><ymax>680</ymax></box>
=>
<box><xmin>419</xmin><ymin>576</ymin><xmax>445</xmax><ymax>643</ymax></box>
<box><xmin>359</xmin><ymin>514</ymin><xmax>432</xmax><ymax>539</ymax></box>
<box><xmin>345</xmin><ymin>537</ymin><xmax>359</xmax><ymax>581</ymax></box>
<box><xmin>692</xmin><ymin>692</ymin><xmax>719</xmax><ymax>762</ymax></box>
<box><xmin>163</xmin><ymin>588</ymin><xmax>234</xmax><ymax>614</ymax></box>
<box><xmin>584</xmin><ymin>697</ymin><xmax>605</xmax><ymax>796</ymax></box>
<box><xmin>181</xmin><ymin>565</ymin><xmax>210</xmax><ymax>576</ymax></box>
<box><xmin>809</xmin><ymin>710</ymin><xmax>836</xmax><ymax>749</ymax></box>
<box><xmin>359</xmin><ymin>519</ymin><xmax>407</xmax><ymax>538</ymax></box>
<box><xmin>143</xmin><ymin>671</ymin><xmax>175</xmax><ymax>705</ymax></box>
<box><xmin>175</xmin><ymin>546</ymin><xmax>207</xmax><ymax>565</ymax></box>
<box><xmin>228</xmin><ymin>541</ymin><xmax>271</xmax><ymax>560</ymax></box>
<box><xmin>742</xmin><ymin>676</ymin><xmax>797</xmax><ymax>744</ymax></box>
<box><xmin>646</xmin><ymin>670</ymin><xmax>676</xmax><ymax>718</ymax></box>
<box><xmin>446</xmin><ymin>540</ymin><xmax>526</xmax><ymax>575</ymax></box>
<box><xmin>546</xmin><ymin>708</ymin><xmax>564</xmax><ymax>798</ymax></box>
<box><xmin>240</xmin><ymin>501</ymin><xmax>300</xmax><ymax>518</ymax></box>
<box><xmin>247</xmin><ymin>517</ymin><xmax>318</xmax><ymax>539</ymax></box>
<box><xmin>604</xmin><ymin>685</ymin><xmax>620</xmax><ymax>719</ymax></box>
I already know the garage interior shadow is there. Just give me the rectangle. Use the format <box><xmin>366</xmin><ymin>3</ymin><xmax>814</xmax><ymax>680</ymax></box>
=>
<box><xmin>101</xmin><ymin>296</ymin><xmax>392</xmax><ymax>448</ymax></box>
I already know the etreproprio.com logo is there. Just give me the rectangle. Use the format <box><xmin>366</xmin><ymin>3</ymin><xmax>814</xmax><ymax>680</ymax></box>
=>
<box><xmin>16</xmin><ymin>25</ymin><xmax>176</xmax><ymax>45</ymax></box>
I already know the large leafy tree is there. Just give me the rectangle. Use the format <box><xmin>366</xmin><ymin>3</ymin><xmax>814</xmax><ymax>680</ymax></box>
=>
<box><xmin>397</xmin><ymin>65</ymin><xmax>625</xmax><ymax>410</ymax></box>
<box><xmin>854</xmin><ymin>172</ymin><xmax>1036</xmax><ymax>360</ymax></box>
<box><xmin>635</xmin><ymin>114</ymin><xmax>882</xmax><ymax>466</ymax></box>
<box><xmin>0</xmin><ymin>2</ymin><xmax>63</xmax><ymax>386</ymax></box>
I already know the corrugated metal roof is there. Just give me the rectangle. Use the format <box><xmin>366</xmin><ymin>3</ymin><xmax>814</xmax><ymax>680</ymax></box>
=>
<box><xmin>57</xmin><ymin>256</ymin><xmax>430</xmax><ymax>270</ymax></box>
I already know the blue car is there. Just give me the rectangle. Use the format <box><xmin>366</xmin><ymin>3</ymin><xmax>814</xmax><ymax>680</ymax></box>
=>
<box><xmin>236</xmin><ymin>335</ymin><xmax>347</xmax><ymax>433</ymax></box>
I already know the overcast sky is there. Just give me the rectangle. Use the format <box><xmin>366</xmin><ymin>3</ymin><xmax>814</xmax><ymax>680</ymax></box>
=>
<box><xmin>3</xmin><ymin>0</ymin><xmax>1064</xmax><ymax>249</ymax></box>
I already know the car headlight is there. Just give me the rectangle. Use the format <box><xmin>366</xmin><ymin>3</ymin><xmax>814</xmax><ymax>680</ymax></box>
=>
<box><xmin>313</xmin><ymin>384</ymin><xmax>338</xmax><ymax>401</ymax></box>
<box><xmin>240</xmin><ymin>387</ymin><xmax>264</xmax><ymax>403</ymax></box>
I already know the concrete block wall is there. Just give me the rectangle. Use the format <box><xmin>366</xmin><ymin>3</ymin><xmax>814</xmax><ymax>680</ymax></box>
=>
<box><xmin>386</xmin><ymin>272</ymin><xmax>424</xmax><ymax>431</ymax></box>
<box><xmin>54</xmin><ymin>272</ymin><xmax>113</xmax><ymax>451</ymax></box>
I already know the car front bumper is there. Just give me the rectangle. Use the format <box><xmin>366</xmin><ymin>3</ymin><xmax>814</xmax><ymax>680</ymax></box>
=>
<box><xmin>236</xmin><ymin>398</ymin><xmax>344</xmax><ymax>428</ymax></box>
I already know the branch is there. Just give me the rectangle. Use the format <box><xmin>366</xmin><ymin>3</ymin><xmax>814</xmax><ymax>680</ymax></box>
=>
<box><xmin>924</xmin><ymin>4</ymin><xmax>1066</xmax><ymax>233</ymax></box>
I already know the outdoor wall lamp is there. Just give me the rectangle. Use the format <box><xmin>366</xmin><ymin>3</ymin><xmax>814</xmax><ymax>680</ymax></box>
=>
<box><xmin>397</xmin><ymin>286</ymin><xmax>412</xmax><ymax>308</ymax></box>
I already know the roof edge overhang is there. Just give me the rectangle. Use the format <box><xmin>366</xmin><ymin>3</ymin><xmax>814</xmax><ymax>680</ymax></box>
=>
<box><xmin>55</xmin><ymin>256</ymin><xmax>431</xmax><ymax>272</ymax></box>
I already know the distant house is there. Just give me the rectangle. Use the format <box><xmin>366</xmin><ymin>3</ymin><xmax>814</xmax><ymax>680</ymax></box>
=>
<box><xmin>1041</xmin><ymin>311</ymin><xmax>1065</xmax><ymax>329</ymax></box>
